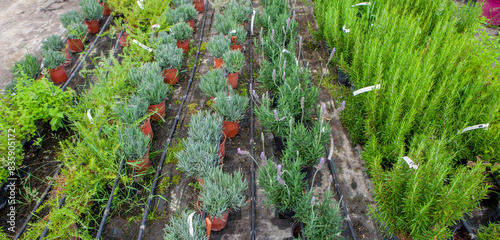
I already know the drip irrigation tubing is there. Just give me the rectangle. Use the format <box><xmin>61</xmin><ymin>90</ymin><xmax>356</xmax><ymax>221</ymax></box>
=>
<box><xmin>287</xmin><ymin>0</ymin><xmax>357</xmax><ymax>238</ymax></box>
<box><xmin>38</xmin><ymin>196</ymin><xmax>66</xmax><ymax>240</ymax></box>
<box><xmin>135</xmin><ymin>3</ymin><xmax>209</xmax><ymax>239</ymax></box>
<box><xmin>61</xmin><ymin>14</ymin><xmax>113</xmax><ymax>91</ymax></box>
<box><xmin>248</xmin><ymin>7</ymin><xmax>257</xmax><ymax>240</ymax></box>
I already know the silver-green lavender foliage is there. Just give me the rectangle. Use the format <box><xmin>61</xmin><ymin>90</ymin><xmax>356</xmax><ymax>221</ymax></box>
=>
<box><xmin>200</xmin><ymin>167</ymin><xmax>247</xmax><ymax>219</ymax></box>
<box><xmin>118</xmin><ymin>126</ymin><xmax>150</xmax><ymax>160</ymax></box>
<box><xmin>213</xmin><ymin>13</ymin><xmax>237</xmax><ymax>35</ymax></box>
<box><xmin>175</xmin><ymin>138</ymin><xmax>220</xmax><ymax>178</ymax></box>
<box><xmin>199</xmin><ymin>69</ymin><xmax>229</xmax><ymax>97</ymax></box>
<box><xmin>114</xmin><ymin>95</ymin><xmax>148</xmax><ymax>125</ymax></box>
<box><xmin>228</xmin><ymin>25</ymin><xmax>247</xmax><ymax>45</ymax></box>
<box><xmin>66</xmin><ymin>22</ymin><xmax>87</xmax><ymax>39</ymax></box>
<box><xmin>42</xmin><ymin>50</ymin><xmax>65</xmax><ymax>70</ymax></box>
<box><xmin>171</xmin><ymin>0</ymin><xmax>192</xmax><ymax>8</ymax></box>
<box><xmin>163</xmin><ymin>210</ymin><xmax>208</xmax><ymax>240</ymax></box>
<box><xmin>225</xmin><ymin>1</ymin><xmax>252</xmax><ymax>24</ymax></box>
<box><xmin>171</xmin><ymin>22</ymin><xmax>192</xmax><ymax>41</ymax></box>
<box><xmin>156</xmin><ymin>32</ymin><xmax>177</xmax><ymax>46</ymax></box>
<box><xmin>41</xmin><ymin>35</ymin><xmax>63</xmax><ymax>52</ymax></box>
<box><xmin>177</xmin><ymin>4</ymin><xmax>197</xmax><ymax>20</ymax></box>
<box><xmin>165</xmin><ymin>8</ymin><xmax>184</xmax><ymax>24</ymax></box>
<box><xmin>188</xmin><ymin>110</ymin><xmax>223</xmax><ymax>145</ymax></box>
<box><xmin>212</xmin><ymin>91</ymin><xmax>248</xmax><ymax>122</ymax></box>
<box><xmin>11</xmin><ymin>52</ymin><xmax>40</xmax><ymax>78</ymax></box>
<box><xmin>59</xmin><ymin>10</ymin><xmax>82</xmax><ymax>28</ymax></box>
<box><xmin>207</xmin><ymin>33</ymin><xmax>231</xmax><ymax>59</ymax></box>
<box><xmin>128</xmin><ymin>62</ymin><xmax>164</xmax><ymax>86</ymax></box>
<box><xmin>80</xmin><ymin>0</ymin><xmax>104</xmax><ymax>21</ymax></box>
<box><xmin>223</xmin><ymin>49</ymin><xmax>245</xmax><ymax>73</ymax></box>
<box><xmin>137</xmin><ymin>75</ymin><xmax>171</xmax><ymax>105</ymax></box>
<box><xmin>154</xmin><ymin>43</ymin><xmax>184</xmax><ymax>69</ymax></box>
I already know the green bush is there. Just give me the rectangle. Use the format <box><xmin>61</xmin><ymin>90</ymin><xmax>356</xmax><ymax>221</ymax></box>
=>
<box><xmin>207</xmin><ymin>33</ymin><xmax>230</xmax><ymax>59</ymax></box>
<box><xmin>170</xmin><ymin>22</ymin><xmax>192</xmax><ymax>41</ymax></box>
<box><xmin>154</xmin><ymin>43</ymin><xmax>184</xmax><ymax>69</ymax></box>
<box><xmin>223</xmin><ymin>49</ymin><xmax>244</xmax><ymax>73</ymax></box>
<box><xmin>11</xmin><ymin>52</ymin><xmax>40</xmax><ymax>79</ymax></box>
<box><xmin>42</xmin><ymin>50</ymin><xmax>65</xmax><ymax>70</ymax></box>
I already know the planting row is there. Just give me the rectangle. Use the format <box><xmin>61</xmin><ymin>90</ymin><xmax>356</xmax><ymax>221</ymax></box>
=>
<box><xmin>315</xmin><ymin>0</ymin><xmax>500</xmax><ymax>239</ymax></box>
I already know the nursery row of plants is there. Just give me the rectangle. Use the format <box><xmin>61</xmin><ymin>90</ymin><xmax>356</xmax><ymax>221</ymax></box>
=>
<box><xmin>314</xmin><ymin>0</ymin><xmax>500</xmax><ymax>239</ymax></box>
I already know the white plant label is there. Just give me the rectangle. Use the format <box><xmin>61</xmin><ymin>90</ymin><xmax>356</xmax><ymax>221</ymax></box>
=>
<box><xmin>460</xmin><ymin>123</ymin><xmax>490</xmax><ymax>134</ymax></box>
<box><xmin>87</xmin><ymin>109</ymin><xmax>94</xmax><ymax>124</ymax></box>
<box><xmin>132</xmin><ymin>39</ymin><xmax>153</xmax><ymax>52</ymax></box>
<box><xmin>351</xmin><ymin>2</ymin><xmax>371</xmax><ymax>7</ymax></box>
<box><xmin>151</xmin><ymin>24</ymin><xmax>160</xmax><ymax>29</ymax></box>
<box><xmin>282</xmin><ymin>48</ymin><xmax>291</xmax><ymax>54</ymax></box>
<box><xmin>402</xmin><ymin>156</ymin><xmax>418</xmax><ymax>170</ymax></box>
<box><xmin>137</xmin><ymin>0</ymin><xmax>144</xmax><ymax>9</ymax></box>
<box><xmin>342</xmin><ymin>25</ymin><xmax>350</xmax><ymax>33</ymax></box>
<box><xmin>229</xmin><ymin>30</ymin><xmax>237</xmax><ymax>34</ymax></box>
<box><xmin>187</xmin><ymin>211</ymin><xmax>196</xmax><ymax>237</ymax></box>
<box><xmin>251</xmin><ymin>10</ymin><xmax>256</xmax><ymax>35</ymax></box>
<box><xmin>353</xmin><ymin>84</ymin><xmax>380</xmax><ymax>96</ymax></box>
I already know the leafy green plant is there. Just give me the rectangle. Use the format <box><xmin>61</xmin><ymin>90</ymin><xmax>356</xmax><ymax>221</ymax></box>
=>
<box><xmin>41</xmin><ymin>35</ymin><xmax>64</xmax><ymax>52</ymax></box>
<box><xmin>42</xmin><ymin>50</ymin><xmax>65</xmax><ymax>70</ymax></box>
<box><xmin>171</xmin><ymin>0</ymin><xmax>191</xmax><ymax>8</ymax></box>
<box><xmin>188</xmin><ymin>110</ymin><xmax>223</xmax><ymax>145</ymax></box>
<box><xmin>208</xmin><ymin>0</ymin><xmax>229</xmax><ymax>13</ymax></box>
<box><xmin>137</xmin><ymin>74</ymin><xmax>172</xmax><ymax>105</ymax></box>
<box><xmin>164</xmin><ymin>8</ymin><xmax>184</xmax><ymax>24</ymax></box>
<box><xmin>66</xmin><ymin>22</ymin><xmax>87</xmax><ymax>39</ymax></box>
<box><xmin>176</xmin><ymin>138</ymin><xmax>219</xmax><ymax>178</ymax></box>
<box><xmin>207</xmin><ymin>33</ymin><xmax>230</xmax><ymax>59</ymax></box>
<box><xmin>171</xmin><ymin>22</ymin><xmax>192</xmax><ymax>41</ymax></box>
<box><xmin>177</xmin><ymin>3</ymin><xmax>197</xmax><ymax>21</ymax></box>
<box><xmin>199</xmin><ymin>69</ymin><xmax>228</xmax><ymax>97</ymax></box>
<box><xmin>154</xmin><ymin>43</ymin><xmax>184</xmax><ymax>69</ymax></box>
<box><xmin>155</xmin><ymin>31</ymin><xmax>177</xmax><ymax>45</ymax></box>
<box><xmin>11</xmin><ymin>52</ymin><xmax>40</xmax><ymax>79</ymax></box>
<box><xmin>282</xmin><ymin>121</ymin><xmax>330</xmax><ymax>166</ymax></box>
<box><xmin>80</xmin><ymin>0</ymin><xmax>104</xmax><ymax>21</ymax></box>
<box><xmin>59</xmin><ymin>10</ymin><xmax>82</xmax><ymax>28</ymax></box>
<box><xmin>223</xmin><ymin>49</ymin><xmax>244</xmax><ymax>73</ymax></box>
<box><xmin>114</xmin><ymin>95</ymin><xmax>149</xmax><ymax>125</ymax></box>
<box><xmin>118</xmin><ymin>126</ymin><xmax>151</xmax><ymax>160</ymax></box>
<box><xmin>477</xmin><ymin>223</ymin><xmax>500</xmax><ymax>240</ymax></box>
<box><xmin>200</xmin><ymin>167</ymin><xmax>247</xmax><ymax>219</ymax></box>
<box><xmin>212</xmin><ymin>91</ymin><xmax>248</xmax><ymax>122</ymax></box>
<box><xmin>225</xmin><ymin>1</ymin><xmax>252</xmax><ymax>24</ymax></box>
<box><xmin>128</xmin><ymin>62</ymin><xmax>164</xmax><ymax>86</ymax></box>
<box><xmin>254</xmin><ymin>93</ymin><xmax>293</xmax><ymax>137</ymax></box>
<box><xmin>228</xmin><ymin>25</ymin><xmax>247</xmax><ymax>45</ymax></box>
<box><xmin>163</xmin><ymin>210</ymin><xmax>208</xmax><ymax>240</ymax></box>
<box><xmin>213</xmin><ymin>13</ymin><xmax>236</xmax><ymax>35</ymax></box>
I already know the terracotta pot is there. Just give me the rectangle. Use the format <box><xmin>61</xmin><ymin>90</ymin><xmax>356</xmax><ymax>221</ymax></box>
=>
<box><xmin>222</xmin><ymin>121</ymin><xmax>239</xmax><ymax>138</ymax></box>
<box><xmin>49</xmin><ymin>65</ymin><xmax>68</xmax><ymax>84</ymax></box>
<box><xmin>230</xmin><ymin>44</ymin><xmax>242</xmax><ymax>50</ymax></box>
<box><xmin>218</xmin><ymin>132</ymin><xmax>227</xmax><ymax>159</ymax></box>
<box><xmin>63</xmin><ymin>47</ymin><xmax>72</xmax><ymax>66</ymax></box>
<box><xmin>227</xmin><ymin>72</ymin><xmax>238</xmax><ymax>89</ymax></box>
<box><xmin>163</xmin><ymin>68</ymin><xmax>179</xmax><ymax>85</ymax></box>
<box><xmin>147</xmin><ymin>101</ymin><xmax>166</xmax><ymax>121</ymax></box>
<box><xmin>197</xmin><ymin>178</ymin><xmax>205</xmax><ymax>186</ymax></box>
<box><xmin>139</xmin><ymin>118</ymin><xmax>153</xmax><ymax>140</ymax></box>
<box><xmin>177</xmin><ymin>39</ymin><xmax>189</xmax><ymax>53</ymax></box>
<box><xmin>84</xmin><ymin>20</ymin><xmax>100</xmax><ymax>34</ymax></box>
<box><xmin>68</xmin><ymin>38</ymin><xmax>85</xmax><ymax>53</ymax></box>
<box><xmin>101</xmin><ymin>2</ymin><xmax>111</xmax><ymax>16</ymax></box>
<box><xmin>127</xmin><ymin>150</ymin><xmax>150</xmax><ymax>172</ymax></box>
<box><xmin>194</xmin><ymin>0</ymin><xmax>205</xmax><ymax>12</ymax></box>
<box><xmin>186</xmin><ymin>19</ymin><xmax>195</xmax><ymax>31</ymax></box>
<box><xmin>116</xmin><ymin>32</ymin><xmax>129</xmax><ymax>47</ymax></box>
<box><xmin>215</xmin><ymin>58</ymin><xmax>224</xmax><ymax>68</ymax></box>
<box><xmin>197</xmin><ymin>199</ymin><xmax>230</xmax><ymax>231</ymax></box>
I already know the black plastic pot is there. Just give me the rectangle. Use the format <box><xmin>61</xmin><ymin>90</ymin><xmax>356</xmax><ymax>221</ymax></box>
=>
<box><xmin>291</xmin><ymin>220</ymin><xmax>306</xmax><ymax>239</ymax></box>
<box><xmin>270</xmin><ymin>92</ymin><xmax>279</xmax><ymax>108</ymax></box>
<box><xmin>276</xmin><ymin>206</ymin><xmax>296</xmax><ymax>219</ymax></box>
<box><xmin>453</xmin><ymin>224</ymin><xmax>471</xmax><ymax>240</ymax></box>
<box><xmin>337</xmin><ymin>68</ymin><xmax>351</xmax><ymax>87</ymax></box>
<box><xmin>489</xmin><ymin>202</ymin><xmax>500</xmax><ymax>223</ymax></box>
<box><xmin>273</xmin><ymin>135</ymin><xmax>286</xmax><ymax>153</ymax></box>
<box><xmin>300</xmin><ymin>165</ymin><xmax>313</xmax><ymax>183</ymax></box>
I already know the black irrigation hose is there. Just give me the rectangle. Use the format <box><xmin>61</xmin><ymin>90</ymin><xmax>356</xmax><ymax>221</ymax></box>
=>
<box><xmin>136</xmin><ymin>3</ymin><xmax>209</xmax><ymax>239</ymax></box>
<box><xmin>461</xmin><ymin>218</ymin><xmax>478</xmax><ymax>240</ymax></box>
<box><xmin>61</xmin><ymin>14</ymin><xmax>113</xmax><ymax>91</ymax></box>
<box><xmin>38</xmin><ymin>196</ymin><xmax>66</xmax><ymax>240</ymax></box>
<box><xmin>12</xmin><ymin>166</ymin><xmax>61</xmax><ymax>240</ymax></box>
<box><xmin>248</xmin><ymin>8</ymin><xmax>257</xmax><ymax>240</ymax></box>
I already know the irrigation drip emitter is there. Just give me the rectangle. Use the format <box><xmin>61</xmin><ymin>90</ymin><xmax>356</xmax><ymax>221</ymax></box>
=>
<box><xmin>61</xmin><ymin>14</ymin><xmax>113</xmax><ymax>91</ymax></box>
<box><xmin>248</xmin><ymin>6</ymin><xmax>257</xmax><ymax>240</ymax></box>
<box><xmin>135</xmin><ymin>2</ymin><xmax>209</xmax><ymax>239</ymax></box>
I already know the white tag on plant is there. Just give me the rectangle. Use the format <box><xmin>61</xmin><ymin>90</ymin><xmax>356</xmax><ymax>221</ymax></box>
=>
<box><xmin>229</xmin><ymin>30</ymin><xmax>237</xmax><ymax>34</ymax></box>
<box><xmin>137</xmin><ymin>0</ymin><xmax>144</xmax><ymax>9</ymax></box>
<box><xmin>353</xmin><ymin>84</ymin><xmax>380</xmax><ymax>96</ymax></box>
<box><xmin>402</xmin><ymin>156</ymin><xmax>418</xmax><ymax>170</ymax></box>
<box><xmin>342</xmin><ymin>25</ymin><xmax>350</xmax><ymax>33</ymax></box>
<box><xmin>282</xmin><ymin>48</ymin><xmax>291</xmax><ymax>54</ymax></box>
<box><xmin>460</xmin><ymin>123</ymin><xmax>490</xmax><ymax>134</ymax></box>
<box><xmin>132</xmin><ymin>39</ymin><xmax>153</xmax><ymax>52</ymax></box>
<box><xmin>87</xmin><ymin>109</ymin><xmax>94</xmax><ymax>124</ymax></box>
<box><xmin>151</xmin><ymin>24</ymin><xmax>160</xmax><ymax>29</ymax></box>
<box><xmin>187</xmin><ymin>211</ymin><xmax>196</xmax><ymax>237</ymax></box>
<box><xmin>351</xmin><ymin>2</ymin><xmax>371</xmax><ymax>7</ymax></box>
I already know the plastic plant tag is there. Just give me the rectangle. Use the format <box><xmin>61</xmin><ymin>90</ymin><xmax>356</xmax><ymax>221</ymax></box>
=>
<box><xmin>251</xmin><ymin>10</ymin><xmax>256</xmax><ymax>35</ymax></box>
<box><xmin>132</xmin><ymin>39</ymin><xmax>153</xmax><ymax>52</ymax></box>
<box><xmin>137</xmin><ymin>0</ymin><xmax>144</xmax><ymax>9</ymax></box>
<box><xmin>353</xmin><ymin>84</ymin><xmax>380</xmax><ymax>96</ymax></box>
<box><xmin>187</xmin><ymin>211</ymin><xmax>196</xmax><ymax>237</ymax></box>
<box><xmin>229</xmin><ymin>30</ymin><xmax>237</xmax><ymax>34</ymax></box>
<box><xmin>460</xmin><ymin>123</ymin><xmax>490</xmax><ymax>134</ymax></box>
<box><xmin>351</xmin><ymin>2</ymin><xmax>371</xmax><ymax>7</ymax></box>
<box><xmin>151</xmin><ymin>24</ymin><xmax>160</xmax><ymax>30</ymax></box>
<box><xmin>342</xmin><ymin>25</ymin><xmax>350</xmax><ymax>33</ymax></box>
<box><xmin>87</xmin><ymin>109</ymin><xmax>93</xmax><ymax>124</ymax></box>
<box><xmin>282</xmin><ymin>48</ymin><xmax>291</xmax><ymax>54</ymax></box>
<box><xmin>402</xmin><ymin>156</ymin><xmax>418</xmax><ymax>170</ymax></box>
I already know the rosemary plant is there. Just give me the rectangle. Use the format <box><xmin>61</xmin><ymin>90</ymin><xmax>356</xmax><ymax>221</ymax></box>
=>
<box><xmin>118</xmin><ymin>126</ymin><xmax>150</xmax><ymax>160</ymax></box>
<box><xmin>163</xmin><ymin>210</ymin><xmax>208</xmax><ymax>240</ymax></box>
<box><xmin>223</xmin><ymin>49</ymin><xmax>245</xmax><ymax>73</ymax></box>
<box><xmin>199</xmin><ymin>69</ymin><xmax>229</xmax><ymax>97</ymax></box>
<box><xmin>154</xmin><ymin>43</ymin><xmax>184</xmax><ymax>69</ymax></box>
<box><xmin>200</xmin><ymin>167</ymin><xmax>247</xmax><ymax>219</ymax></box>
<box><xmin>80</xmin><ymin>0</ymin><xmax>104</xmax><ymax>21</ymax></box>
<box><xmin>42</xmin><ymin>50</ymin><xmax>65</xmax><ymax>70</ymax></box>
<box><xmin>11</xmin><ymin>52</ymin><xmax>40</xmax><ymax>79</ymax></box>
<box><xmin>137</xmin><ymin>76</ymin><xmax>171</xmax><ymax>105</ymax></box>
<box><xmin>170</xmin><ymin>22</ymin><xmax>192</xmax><ymax>41</ymax></box>
<box><xmin>59</xmin><ymin>10</ymin><xmax>82</xmax><ymax>28</ymax></box>
<box><xmin>176</xmin><ymin>138</ymin><xmax>220</xmax><ymax>178</ymax></box>
<box><xmin>41</xmin><ymin>35</ymin><xmax>63</xmax><ymax>52</ymax></box>
<box><xmin>212</xmin><ymin>91</ymin><xmax>249</xmax><ymax>122</ymax></box>
<box><xmin>207</xmin><ymin>33</ymin><xmax>231</xmax><ymax>59</ymax></box>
